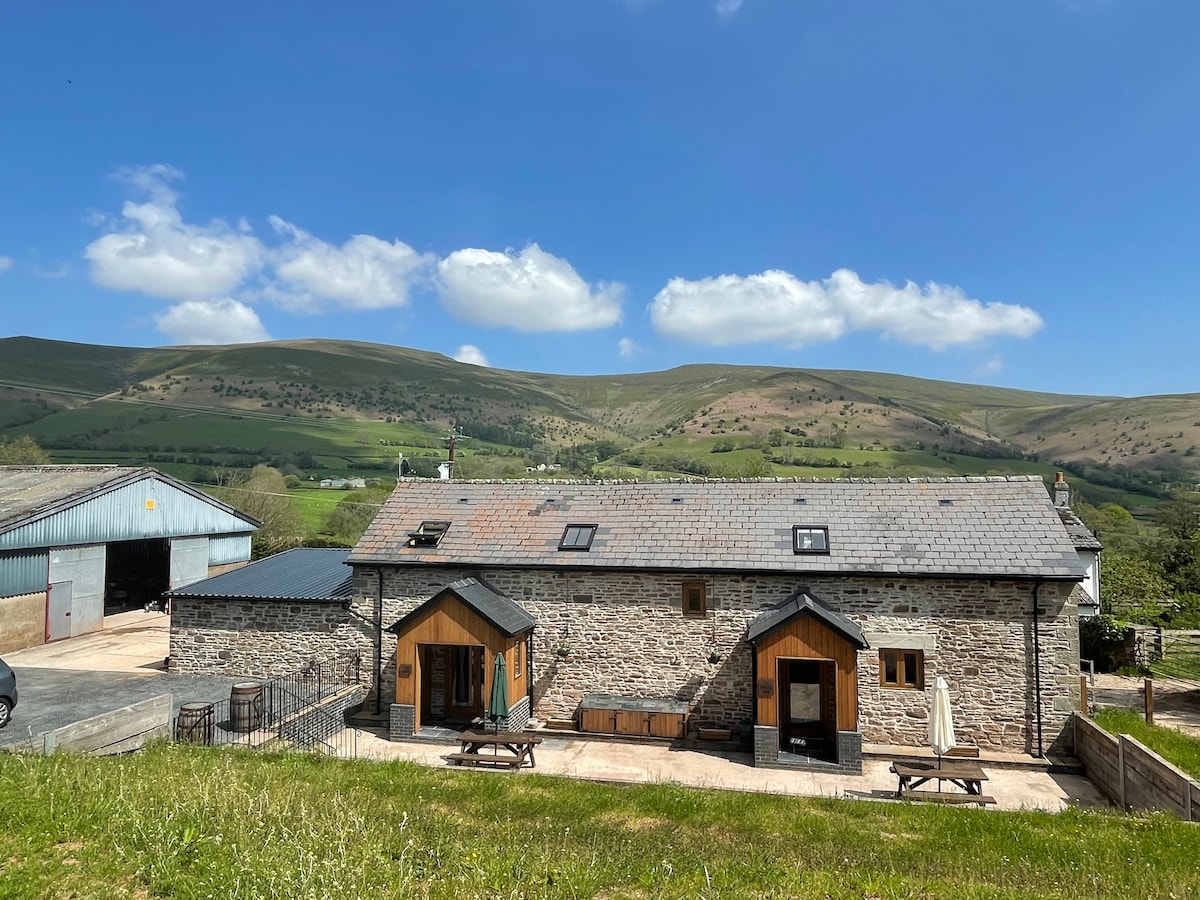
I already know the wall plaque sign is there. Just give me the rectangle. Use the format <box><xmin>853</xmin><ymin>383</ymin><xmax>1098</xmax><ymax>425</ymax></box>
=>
<box><xmin>398</xmin><ymin>664</ymin><xmax>413</xmax><ymax>678</ymax></box>
<box><xmin>756</xmin><ymin>678</ymin><xmax>775</xmax><ymax>699</ymax></box>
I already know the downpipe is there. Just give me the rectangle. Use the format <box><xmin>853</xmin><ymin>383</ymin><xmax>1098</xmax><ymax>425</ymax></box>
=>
<box><xmin>1032</xmin><ymin>580</ymin><xmax>1044</xmax><ymax>758</ymax></box>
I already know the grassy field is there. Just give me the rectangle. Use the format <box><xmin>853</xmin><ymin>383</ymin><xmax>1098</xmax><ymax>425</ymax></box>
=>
<box><xmin>1</xmin><ymin>744</ymin><xmax>1199</xmax><ymax>900</ymax></box>
<box><xmin>1092</xmin><ymin>707</ymin><xmax>1200</xmax><ymax>778</ymax></box>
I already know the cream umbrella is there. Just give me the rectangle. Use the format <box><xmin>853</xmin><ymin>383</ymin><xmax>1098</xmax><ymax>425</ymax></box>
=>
<box><xmin>928</xmin><ymin>676</ymin><xmax>956</xmax><ymax>765</ymax></box>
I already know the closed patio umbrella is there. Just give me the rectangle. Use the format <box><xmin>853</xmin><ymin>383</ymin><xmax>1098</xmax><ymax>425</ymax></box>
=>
<box><xmin>928</xmin><ymin>676</ymin><xmax>956</xmax><ymax>764</ymax></box>
<box><xmin>488</xmin><ymin>652</ymin><xmax>509</xmax><ymax>734</ymax></box>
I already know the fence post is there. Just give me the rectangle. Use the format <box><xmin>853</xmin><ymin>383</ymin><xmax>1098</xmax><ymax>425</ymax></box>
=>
<box><xmin>1145</xmin><ymin>678</ymin><xmax>1154</xmax><ymax>725</ymax></box>
<box><xmin>1118</xmin><ymin>735</ymin><xmax>1127</xmax><ymax>811</ymax></box>
<box><xmin>1079</xmin><ymin>674</ymin><xmax>1089</xmax><ymax>715</ymax></box>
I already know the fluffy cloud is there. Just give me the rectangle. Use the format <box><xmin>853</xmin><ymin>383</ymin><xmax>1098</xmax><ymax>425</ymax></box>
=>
<box><xmin>154</xmin><ymin>299</ymin><xmax>271</xmax><ymax>345</ymax></box>
<box><xmin>715</xmin><ymin>0</ymin><xmax>745</xmax><ymax>18</ymax></box>
<box><xmin>650</xmin><ymin>268</ymin><xmax>1042</xmax><ymax>349</ymax></box>
<box><xmin>267</xmin><ymin>217</ymin><xmax>434</xmax><ymax>312</ymax></box>
<box><xmin>437</xmin><ymin>244</ymin><xmax>623</xmax><ymax>332</ymax></box>
<box><xmin>0</xmin><ymin>256</ymin><xmax>12</xmax><ymax>272</ymax></box>
<box><xmin>618</xmin><ymin>337</ymin><xmax>642</xmax><ymax>359</ymax></box>
<box><xmin>452</xmin><ymin>344</ymin><xmax>490</xmax><ymax>367</ymax></box>
<box><xmin>85</xmin><ymin>165</ymin><xmax>264</xmax><ymax>301</ymax></box>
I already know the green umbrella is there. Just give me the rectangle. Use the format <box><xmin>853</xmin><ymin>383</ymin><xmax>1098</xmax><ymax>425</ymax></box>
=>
<box><xmin>488</xmin><ymin>652</ymin><xmax>509</xmax><ymax>733</ymax></box>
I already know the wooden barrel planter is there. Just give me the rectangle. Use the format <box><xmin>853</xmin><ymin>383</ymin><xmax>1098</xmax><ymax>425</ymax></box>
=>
<box><xmin>230</xmin><ymin>682</ymin><xmax>264</xmax><ymax>733</ymax></box>
<box><xmin>176</xmin><ymin>702</ymin><xmax>215</xmax><ymax>745</ymax></box>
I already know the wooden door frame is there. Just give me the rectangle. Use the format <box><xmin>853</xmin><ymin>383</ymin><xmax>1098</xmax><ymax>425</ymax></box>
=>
<box><xmin>777</xmin><ymin>657</ymin><xmax>837</xmax><ymax>754</ymax></box>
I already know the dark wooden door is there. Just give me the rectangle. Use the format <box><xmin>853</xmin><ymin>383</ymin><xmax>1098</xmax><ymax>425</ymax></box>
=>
<box><xmin>448</xmin><ymin>645</ymin><xmax>484</xmax><ymax>719</ymax></box>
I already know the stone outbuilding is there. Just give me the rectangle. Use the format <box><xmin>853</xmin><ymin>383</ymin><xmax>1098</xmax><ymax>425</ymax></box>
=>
<box><xmin>168</xmin><ymin>476</ymin><xmax>1095</xmax><ymax>773</ymax></box>
<box><xmin>0</xmin><ymin>465</ymin><xmax>257</xmax><ymax>653</ymax></box>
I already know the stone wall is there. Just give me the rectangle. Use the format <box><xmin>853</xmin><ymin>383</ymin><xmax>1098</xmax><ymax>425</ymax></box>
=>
<box><xmin>173</xmin><ymin>566</ymin><xmax>1080</xmax><ymax>756</ymax></box>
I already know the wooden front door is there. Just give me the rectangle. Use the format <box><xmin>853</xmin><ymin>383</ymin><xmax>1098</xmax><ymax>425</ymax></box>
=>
<box><xmin>447</xmin><ymin>645</ymin><xmax>484</xmax><ymax>719</ymax></box>
<box><xmin>778</xmin><ymin>659</ymin><xmax>837</xmax><ymax>758</ymax></box>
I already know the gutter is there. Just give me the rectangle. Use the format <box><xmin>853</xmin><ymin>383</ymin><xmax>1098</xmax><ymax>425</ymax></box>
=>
<box><xmin>1032</xmin><ymin>580</ymin><xmax>1044</xmax><ymax>759</ymax></box>
<box><xmin>373</xmin><ymin>565</ymin><xmax>384</xmax><ymax>716</ymax></box>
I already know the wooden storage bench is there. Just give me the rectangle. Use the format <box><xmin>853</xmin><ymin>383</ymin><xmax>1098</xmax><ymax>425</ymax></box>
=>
<box><xmin>578</xmin><ymin>694</ymin><xmax>689</xmax><ymax>739</ymax></box>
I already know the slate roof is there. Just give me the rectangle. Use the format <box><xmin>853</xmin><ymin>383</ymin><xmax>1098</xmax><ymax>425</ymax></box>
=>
<box><xmin>165</xmin><ymin>548</ymin><xmax>353</xmax><ymax>602</ymax></box>
<box><xmin>349</xmin><ymin>477</ymin><xmax>1087</xmax><ymax>580</ymax></box>
<box><xmin>746</xmin><ymin>587</ymin><xmax>869</xmax><ymax>648</ymax></box>
<box><xmin>1057</xmin><ymin>507</ymin><xmax>1103</xmax><ymax>552</ymax></box>
<box><xmin>0</xmin><ymin>465</ymin><xmax>258</xmax><ymax>534</ymax></box>
<box><xmin>387</xmin><ymin>577</ymin><xmax>536</xmax><ymax>637</ymax></box>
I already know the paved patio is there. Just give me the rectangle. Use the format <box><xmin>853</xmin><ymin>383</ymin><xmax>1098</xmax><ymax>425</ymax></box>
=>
<box><xmin>4</xmin><ymin>611</ymin><xmax>1111</xmax><ymax>812</ymax></box>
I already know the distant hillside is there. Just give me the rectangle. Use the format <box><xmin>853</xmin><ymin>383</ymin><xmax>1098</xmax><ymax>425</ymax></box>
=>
<box><xmin>1</xmin><ymin>335</ymin><xmax>1196</xmax><ymax>506</ymax></box>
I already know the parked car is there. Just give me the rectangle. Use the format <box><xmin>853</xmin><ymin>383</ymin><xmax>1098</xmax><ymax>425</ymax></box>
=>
<box><xmin>0</xmin><ymin>656</ymin><xmax>17</xmax><ymax>728</ymax></box>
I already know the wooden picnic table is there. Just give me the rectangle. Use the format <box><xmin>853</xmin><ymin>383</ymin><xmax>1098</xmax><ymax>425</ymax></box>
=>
<box><xmin>446</xmin><ymin>730</ymin><xmax>543</xmax><ymax>770</ymax></box>
<box><xmin>890</xmin><ymin>760</ymin><xmax>995</xmax><ymax>805</ymax></box>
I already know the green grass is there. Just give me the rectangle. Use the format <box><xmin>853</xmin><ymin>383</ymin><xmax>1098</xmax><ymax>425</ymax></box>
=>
<box><xmin>1091</xmin><ymin>707</ymin><xmax>1200</xmax><ymax>779</ymax></box>
<box><xmin>2</xmin><ymin>744</ymin><xmax>1199</xmax><ymax>899</ymax></box>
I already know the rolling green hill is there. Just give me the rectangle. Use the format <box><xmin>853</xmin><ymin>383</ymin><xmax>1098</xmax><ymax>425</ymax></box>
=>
<box><xmin>1</xmin><ymin>335</ymin><xmax>1196</xmax><ymax>506</ymax></box>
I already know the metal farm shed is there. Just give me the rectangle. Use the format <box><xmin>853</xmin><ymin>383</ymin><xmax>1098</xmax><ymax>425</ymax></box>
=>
<box><xmin>0</xmin><ymin>466</ymin><xmax>258</xmax><ymax>653</ymax></box>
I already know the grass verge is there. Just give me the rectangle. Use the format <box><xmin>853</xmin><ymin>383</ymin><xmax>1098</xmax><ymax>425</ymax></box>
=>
<box><xmin>2</xmin><ymin>744</ymin><xmax>1199</xmax><ymax>899</ymax></box>
<box><xmin>1092</xmin><ymin>706</ymin><xmax>1200</xmax><ymax>778</ymax></box>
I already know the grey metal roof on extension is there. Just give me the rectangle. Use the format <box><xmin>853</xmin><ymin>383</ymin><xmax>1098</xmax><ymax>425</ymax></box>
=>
<box><xmin>165</xmin><ymin>548</ymin><xmax>353</xmax><ymax>602</ymax></box>
<box><xmin>1057</xmin><ymin>507</ymin><xmax>1103</xmax><ymax>552</ymax></box>
<box><xmin>350</xmin><ymin>477</ymin><xmax>1087</xmax><ymax>581</ymax></box>
<box><xmin>746</xmin><ymin>587</ymin><xmax>869</xmax><ymax>648</ymax></box>
<box><xmin>387</xmin><ymin>576</ymin><xmax>536</xmax><ymax>637</ymax></box>
<box><xmin>0</xmin><ymin>465</ymin><xmax>259</xmax><ymax>549</ymax></box>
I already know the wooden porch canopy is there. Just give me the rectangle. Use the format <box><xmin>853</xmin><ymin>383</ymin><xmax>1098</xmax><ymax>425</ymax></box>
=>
<box><xmin>386</xmin><ymin>577</ymin><xmax>536</xmax><ymax>730</ymax></box>
<box><xmin>746</xmin><ymin>588</ymin><xmax>869</xmax><ymax>733</ymax></box>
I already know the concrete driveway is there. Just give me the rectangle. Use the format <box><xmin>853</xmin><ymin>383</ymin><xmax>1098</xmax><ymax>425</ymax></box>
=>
<box><xmin>0</xmin><ymin>611</ymin><xmax>240</xmax><ymax>749</ymax></box>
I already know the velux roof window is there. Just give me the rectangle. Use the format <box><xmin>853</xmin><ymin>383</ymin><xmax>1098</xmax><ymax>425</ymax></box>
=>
<box><xmin>559</xmin><ymin>524</ymin><xmax>598</xmax><ymax>551</ymax></box>
<box><xmin>408</xmin><ymin>520</ymin><xmax>451</xmax><ymax>547</ymax></box>
<box><xmin>792</xmin><ymin>526</ymin><xmax>830</xmax><ymax>555</ymax></box>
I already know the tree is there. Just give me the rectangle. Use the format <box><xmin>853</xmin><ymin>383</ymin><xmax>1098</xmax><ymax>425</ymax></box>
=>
<box><xmin>1100</xmin><ymin>552</ymin><xmax>1172</xmax><ymax>621</ymax></box>
<box><xmin>323</xmin><ymin>485</ymin><xmax>391</xmax><ymax>545</ymax></box>
<box><xmin>1150</xmin><ymin>490</ymin><xmax>1200</xmax><ymax>595</ymax></box>
<box><xmin>0</xmin><ymin>435</ymin><xmax>51</xmax><ymax>465</ymax></box>
<box><xmin>214</xmin><ymin>464</ymin><xmax>307</xmax><ymax>557</ymax></box>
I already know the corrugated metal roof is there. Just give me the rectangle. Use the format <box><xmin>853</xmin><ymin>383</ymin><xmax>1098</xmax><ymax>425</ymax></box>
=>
<box><xmin>746</xmin><ymin>587</ymin><xmax>868</xmax><ymax>648</ymax></box>
<box><xmin>349</xmin><ymin>477</ymin><xmax>1086</xmax><ymax>580</ymax></box>
<box><xmin>387</xmin><ymin>576</ymin><xmax>536</xmax><ymax>637</ymax></box>
<box><xmin>0</xmin><ymin>466</ymin><xmax>259</xmax><ymax>550</ymax></box>
<box><xmin>165</xmin><ymin>548</ymin><xmax>353</xmax><ymax>601</ymax></box>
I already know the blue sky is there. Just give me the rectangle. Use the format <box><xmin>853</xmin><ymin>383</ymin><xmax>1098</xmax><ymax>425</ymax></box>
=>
<box><xmin>1</xmin><ymin>1</ymin><xmax>1197</xmax><ymax>397</ymax></box>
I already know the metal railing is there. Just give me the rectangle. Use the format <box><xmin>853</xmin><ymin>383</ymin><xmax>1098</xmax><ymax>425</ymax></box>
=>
<box><xmin>174</xmin><ymin>653</ymin><xmax>363</xmax><ymax>758</ymax></box>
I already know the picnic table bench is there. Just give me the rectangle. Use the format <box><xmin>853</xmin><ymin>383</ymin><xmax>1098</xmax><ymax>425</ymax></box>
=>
<box><xmin>445</xmin><ymin>730</ymin><xmax>543</xmax><ymax>770</ymax></box>
<box><xmin>890</xmin><ymin>760</ymin><xmax>995</xmax><ymax>806</ymax></box>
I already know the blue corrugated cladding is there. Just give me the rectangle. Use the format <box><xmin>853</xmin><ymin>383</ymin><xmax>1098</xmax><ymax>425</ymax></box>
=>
<box><xmin>0</xmin><ymin>549</ymin><xmax>49</xmax><ymax>598</ymax></box>
<box><xmin>0</xmin><ymin>477</ymin><xmax>257</xmax><ymax>551</ymax></box>
<box><xmin>208</xmin><ymin>534</ymin><xmax>252</xmax><ymax>566</ymax></box>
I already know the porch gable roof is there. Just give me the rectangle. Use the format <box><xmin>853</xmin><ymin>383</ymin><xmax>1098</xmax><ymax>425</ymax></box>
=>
<box><xmin>386</xmin><ymin>576</ymin><xmax>535</xmax><ymax>638</ymax></box>
<box><xmin>746</xmin><ymin>587</ymin><xmax>869</xmax><ymax>649</ymax></box>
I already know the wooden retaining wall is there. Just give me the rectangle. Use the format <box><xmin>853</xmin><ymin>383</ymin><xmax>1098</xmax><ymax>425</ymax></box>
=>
<box><xmin>42</xmin><ymin>694</ymin><xmax>172</xmax><ymax>756</ymax></box>
<box><xmin>1073</xmin><ymin>712</ymin><xmax>1200</xmax><ymax>821</ymax></box>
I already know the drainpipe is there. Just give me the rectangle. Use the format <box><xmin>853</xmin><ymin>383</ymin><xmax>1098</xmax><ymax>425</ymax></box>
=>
<box><xmin>1032</xmin><ymin>580</ymin><xmax>1044</xmax><ymax>758</ymax></box>
<box><xmin>373</xmin><ymin>566</ymin><xmax>384</xmax><ymax>716</ymax></box>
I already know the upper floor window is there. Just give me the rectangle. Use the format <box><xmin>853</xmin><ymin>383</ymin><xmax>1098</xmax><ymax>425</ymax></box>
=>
<box><xmin>683</xmin><ymin>580</ymin><xmax>707</xmax><ymax>617</ymax></box>
<box><xmin>559</xmin><ymin>524</ymin><xmax>598</xmax><ymax>551</ymax></box>
<box><xmin>792</xmin><ymin>526</ymin><xmax>830</xmax><ymax>554</ymax></box>
<box><xmin>408</xmin><ymin>520</ymin><xmax>450</xmax><ymax>547</ymax></box>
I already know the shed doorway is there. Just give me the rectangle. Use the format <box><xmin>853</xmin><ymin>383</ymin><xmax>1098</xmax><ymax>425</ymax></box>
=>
<box><xmin>778</xmin><ymin>658</ymin><xmax>837</xmax><ymax>761</ymax></box>
<box><xmin>419</xmin><ymin>644</ymin><xmax>484</xmax><ymax>724</ymax></box>
<box><xmin>104</xmin><ymin>538</ymin><xmax>170</xmax><ymax>614</ymax></box>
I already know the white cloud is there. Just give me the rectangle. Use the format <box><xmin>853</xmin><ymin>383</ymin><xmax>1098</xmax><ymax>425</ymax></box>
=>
<box><xmin>0</xmin><ymin>256</ymin><xmax>12</xmax><ymax>272</ymax></box>
<box><xmin>453</xmin><ymin>344</ymin><xmax>490</xmax><ymax>367</ymax></box>
<box><xmin>33</xmin><ymin>263</ymin><xmax>70</xmax><ymax>279</ymax></box>
<box><xmin>85</xmin><ymin>165</ymin><xmax>264</xmax><ymax>301</ymax></box>
<box><xmin>437</xmin><ymin>244</ymin><xmax>623</xmax><ymax>332</ymax></box>
<box><xmin>975</xmin><ymin>354</ymin><xmax>1005</xmax><ymax>377</ymax></box>
<box><xmin>650</xmin><ymin>268</ymin><xmax>1043</xmax><ymax>350</ymax></box>
<box><xmin>618</xmin><ymin>337</ymin><xmax>642</xmax><ymax>359</ymax></box>
<box><xmin>266</xmin><ymin>217</ymin><xmax>434</xmax><ymax>313</ymax></box>
<box><xmin>715</xmin><ymin>0</ymin><xmax>745</xmax><ymax>19</ymax></box>
<box><xmin>154</xmin><ymin>299</ymin><xmax>271</xmax><ymax>345</ymax></box>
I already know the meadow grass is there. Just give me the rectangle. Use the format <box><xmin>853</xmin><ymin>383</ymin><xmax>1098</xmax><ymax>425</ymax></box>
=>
<box><xmin>1</xmin><ymin>744</ymin><xmax>1198</xmax><ymax>899</ymax></box>
<box><xmin>1092</xmin><ymin>706</ymin><xmax>1200</xmax><ymax>778</ymax></box>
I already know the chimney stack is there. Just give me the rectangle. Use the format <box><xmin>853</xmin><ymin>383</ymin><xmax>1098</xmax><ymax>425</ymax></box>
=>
<box><xmin>1053</xmin><ymin>471</ymin><xmax>1069</xmax><ymax>508</ymax></box>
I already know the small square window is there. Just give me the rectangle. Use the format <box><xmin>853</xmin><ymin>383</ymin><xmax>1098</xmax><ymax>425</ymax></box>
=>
<box><xmin>682</xmin><ymin>580</ymin><xmax>707</xmax><ymax>617</ymax></box>
<box><xmin>559</xmin><ymin>524</ymin><xmax>597</xmax><ymax>551</ymax></box>
<box><xmin>792</xmin><ymin>526</ymin><xmax>830</xmax><ymax>554</ymax></box>
<box><xmin>408</xmin><ymin>520</ymin><xmax>450</xmax><ymax>547</ymax></box>
<box><xmin>880</xmin><ymin>649</ymin><xmax>924</xmax><ymax>690</ymax></box>
<box><xmin>515</xmin><ymin>641</ymin><xmax>524</xmax><ymax>679</ymax></box>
